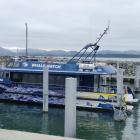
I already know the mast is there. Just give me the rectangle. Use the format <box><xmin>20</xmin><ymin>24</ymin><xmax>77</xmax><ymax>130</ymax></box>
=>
<box><xmin>25</xmin><ymin>23</ymin><xmax>28</xmax><ymax>57</ymax></box>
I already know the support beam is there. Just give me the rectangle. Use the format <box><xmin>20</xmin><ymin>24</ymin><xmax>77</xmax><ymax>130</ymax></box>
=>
<box><xmin>43</xmin><ymin>66</ymin><xmax>49</xmax><ymax>112</ymax></box>
<box><xmin>65</xmin><ymin>78</ymin><xmax>77</xmax><ymax>138</ymax></box>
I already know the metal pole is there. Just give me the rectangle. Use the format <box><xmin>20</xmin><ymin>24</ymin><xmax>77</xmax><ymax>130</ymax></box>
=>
<box><xmin>64</xmin><ymin>78</ymin><xmax>77</xmax><ymax>138</ymax></box>
<box><xmin>25</xmin><ymin>23</ymin><xmax>28</xmax><ymax>57</ymax></box>
<box><xmin>43</xmin><ymin>66</ymin><xmax>48</xmax><ymax>112</ymax></box>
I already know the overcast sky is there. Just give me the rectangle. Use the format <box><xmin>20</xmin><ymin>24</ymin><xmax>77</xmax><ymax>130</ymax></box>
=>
<box><xmin>0</xmin><ymin>0</ymin><xmax>140</xmax><ymax>51</ymax></box>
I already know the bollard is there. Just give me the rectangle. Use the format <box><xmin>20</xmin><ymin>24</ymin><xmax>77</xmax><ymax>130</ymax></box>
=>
<box><xmin>64</xmin><ymin>78</ymin><xmax>77</xmax><ymax>138</ymax></box>
<box><xmin>114</xmin><ymin>68</ymin><xmax>127</xmax><ymax>121</ymax></box>
<box><xmin>134</xmin><ymin>65</ymin><xmax>140</xmax><ymax>92</ymax></box>
<box><xmin>43</xmin><ymin>66</ymin><xmax>49</xmax><ymax>112</ymax></box>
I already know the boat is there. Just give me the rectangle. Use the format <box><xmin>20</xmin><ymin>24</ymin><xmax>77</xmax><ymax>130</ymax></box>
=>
<box><xmin>0</xmin><ymin>25</ymin><xmax>138</xmax><ymax>112</ymax></box>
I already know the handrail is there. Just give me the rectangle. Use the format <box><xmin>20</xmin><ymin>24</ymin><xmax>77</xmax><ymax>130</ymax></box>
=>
<box><xmin>10</xmin><ymin>82</ymin><xmax>117</xmax><ymax>93</ymax></box>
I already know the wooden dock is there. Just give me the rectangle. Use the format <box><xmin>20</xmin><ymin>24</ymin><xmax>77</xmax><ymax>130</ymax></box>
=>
<box><xmin>0</xmin><ymin>129</ymin><xmax>80</xmax><ymax>140</ymax></box>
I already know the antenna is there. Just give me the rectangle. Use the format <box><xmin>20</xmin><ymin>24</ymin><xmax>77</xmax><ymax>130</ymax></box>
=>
<box><xmin>25</xmin><ymin>23</ymin><xmax>28</xmax><ymax>57</ymax></box>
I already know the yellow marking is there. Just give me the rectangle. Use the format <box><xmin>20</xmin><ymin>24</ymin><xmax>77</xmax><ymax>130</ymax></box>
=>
<box><xmin>78</xmin><ymin>92</ymin><xmax>116</xmax><ymax>99</ymax></box>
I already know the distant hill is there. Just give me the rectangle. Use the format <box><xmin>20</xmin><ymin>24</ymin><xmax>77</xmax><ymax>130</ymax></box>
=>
<box><xmin>98</xmin><ymin>50</ymin><xmax>140</xmax><ymax>55</ymax></box>
<box><xmin>18</xmin><ymin>48</ymin><xmax>48</xmax><ymax>56</ymax></box>
<box><xmin>18</xmin><ymin>49</ymin><xmax>67</xmax><ymax>56</ymax></box>
<box><xmin>0</xmin><ymin>47</ymin><xmax>140</xmax><ymax>58</ymax></box>
<box><xmin>18</xmin><ymin>49</ymin><xmax>77</xmax><ymax>56</ymax></box>
<box><xmin>97</xmin><ymin>50</ymin><xmax>140</xmax><ymax>58</ymax></box>
<box><xmin>18</xmin><ymin>48</ymin><xmax>140</xmax><ymax>57</ymax></box>
<box><xmin>0</xmin><ymin>47</ymin><xmax>15</xmax><ymax>56</ymax></box>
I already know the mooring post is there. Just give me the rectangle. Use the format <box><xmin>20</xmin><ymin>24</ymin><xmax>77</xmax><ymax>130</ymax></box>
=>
<box><xmin>114</xmin><ymin>68</ymin><xmax>127</xmax><ymax>121</ymax></box>
<box><xmin>134</xmin><ymin>65</ymin><xmax>140</xmax><ymax>92</ymax></box>
<box><xmin>43</xmin><ymin>66</ymin><xmax>49</xmax><ymax>112</ymax></box>
<box><xmin>64</xmin><ymin>78</ymin><xmax>77</xmax><ymax>138</ymax></box>
<box><xmin>117</xmin><ymin>69</ymin><xmax>124</xmax><ymax>103</ymax></box>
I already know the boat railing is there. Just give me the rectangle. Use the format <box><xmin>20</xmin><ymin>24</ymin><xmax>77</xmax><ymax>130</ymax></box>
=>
<box><xmin>11</xmin><ymin>82</ymin><xmax>117</xmax><ymax>94</ymax></box>
<box><xmin>12</xmin><ymin>82</ymin><xmax>65</xmax><ymax>91</ymax></box>
<box><xmin>77</xmin><ymin>85</ymin><xmax>116</xmax><ymax>93</ymax></box>
<box><xmin>49</xmin><ymin>84</ymin><xmax>117</xmax><ymax>93</ymax></box>
<box><xmin>12</xmin><ymin>82</ymin><xmax>43</xmax><ymax>88</ymax></box>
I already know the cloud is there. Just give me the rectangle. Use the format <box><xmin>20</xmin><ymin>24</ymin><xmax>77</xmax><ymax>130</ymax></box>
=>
<box><xmin>0</xmin><ymin>0</ymin><xmax>140</xmax><ymax>51</ymax></box>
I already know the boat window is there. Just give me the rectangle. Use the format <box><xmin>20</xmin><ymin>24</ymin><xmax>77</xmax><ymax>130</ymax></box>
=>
<box><xmin>1</xmin><ymin>72</ymin><xmax>10</xmax><ymax>78</ymax></box>
<box><xmin>7</xmin><ymin>62</ymin><xmax>20</xmax><ymax>68</ymax></box>
<box><xmin>22</xmin><ymin>73</ymin><xmax>43</xmax><ymax>84</ymax></box>
<box><xmin>7</xmin><ymin>62</ymin><xmax>14</xmax><ymax>67</ymax></box>
<box><xmin>0</xmin><ymin>72</ymin><xmax>3</xmax><ymax>77</ymax></box>
<box><xmin>6</xmin><ymin>73</ymin><xmax>9</xmax><ymax>78</ymax></box>
<box><xmin>11</xmin><ymin>73</ymin><xmax>22</xmax><ymax>82</ymax></box>
<box><xmin>10</xmin><ymin>72</ymin><xmax>43</xmax><ymax>84</ymax></box>
<box><xmin>13</xmin><ymin>62</ymin><xmax>20</xmax><ymax>68</ymax></box>
<box><xmin>1</xmin><ymin>72</ymin><xmax>5</xmax><ymax>77</ymax></box>
<box><xmin>49</xmin><ymin>75</ymin><xmax>65</xmax><ymax>86</ymax></box>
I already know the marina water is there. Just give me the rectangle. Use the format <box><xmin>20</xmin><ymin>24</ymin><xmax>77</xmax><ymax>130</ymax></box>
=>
<box><xmin>0</xmin><ymin>57</ymin><xmax>140</xmax><ymax>140</ymax></box>
<box><xmin>0</xmin><ymin>98</ymin><xmax>139</xmax><ymax>140</ymax></box>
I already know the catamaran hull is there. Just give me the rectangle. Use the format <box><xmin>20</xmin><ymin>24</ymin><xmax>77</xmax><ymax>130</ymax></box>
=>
<box><xmin>0</xmin><ymin>92</ymin><xmax>133</xmax><ymax>113</ymax></box>
<box><xmin>77</xmin><ymin>92</ymin><xmax>139</xmax><ymax>105</ymax></box>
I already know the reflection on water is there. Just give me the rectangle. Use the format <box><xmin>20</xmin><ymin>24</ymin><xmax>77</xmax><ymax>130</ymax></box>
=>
<box><xmin>0</xmin><ymin>102</ymin><xmax>139</xmax><ymax>140</ymax></box>
<box><xmin>77</xmin><ymin>111</ymin><xmax>126</xmax><ymax>140</ymax></box>
<box><xmin>122</xmin><ymin>104</ymin><xmax>140</xmax><ymax>140</ymax></box>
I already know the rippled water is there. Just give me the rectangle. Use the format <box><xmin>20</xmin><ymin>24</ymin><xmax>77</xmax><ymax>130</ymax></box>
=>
<box><xmin>0</xmin><ymin>100</ymin><xmax>139</xmax><ymax>140</ymax></box>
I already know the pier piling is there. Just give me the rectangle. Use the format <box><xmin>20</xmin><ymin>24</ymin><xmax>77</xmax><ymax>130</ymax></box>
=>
<box><xmin>134</xmin><ymin>65</ymin><xmax>140</xmax><ymax>92</ymax></box>
<box><xmin>43</xmin><ymin>66</ymin><xmax>49</xmax><ymax>112</ymax></box>
<box><xmin>114</xmin><ymin>68</ymin><xmax>127</xmax><ymax>121</ymax></box>
<box><xmin>117</xmin><ymin>69</ymin><xmax>124</xmax><ymax>102</ymax></box>
<box><xmin>65</xmin><ymin>78</ymin><xmax>77</xmax><ymax>138</ymax></box>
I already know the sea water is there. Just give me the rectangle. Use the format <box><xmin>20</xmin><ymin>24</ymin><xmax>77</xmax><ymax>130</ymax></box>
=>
<box><xmin>0</xmin><ymin>99</ymin><xmax>139</xmax><ymax>140</ymax></box>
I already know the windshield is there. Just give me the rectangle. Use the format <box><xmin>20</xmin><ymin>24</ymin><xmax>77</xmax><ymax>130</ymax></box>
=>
<box><xmin>7</xmin><ymin>61</ymin><xmax>21</xmax><ymax>68</ymax></box>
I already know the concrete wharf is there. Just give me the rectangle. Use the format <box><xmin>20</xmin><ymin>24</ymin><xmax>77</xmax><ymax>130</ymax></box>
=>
<box><xmin>0</xmin><ymin>129</ymin><xmax>80</xmax><ymax>140</ymax></box>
